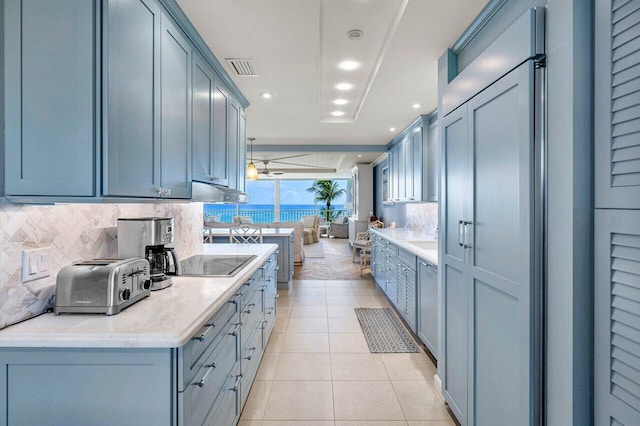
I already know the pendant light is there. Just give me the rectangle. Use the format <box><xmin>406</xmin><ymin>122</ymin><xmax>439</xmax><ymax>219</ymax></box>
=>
<box><xmin>246</xmin><ymin>137</ymin><xmax>259</xmax><ymax>180</ymax></box>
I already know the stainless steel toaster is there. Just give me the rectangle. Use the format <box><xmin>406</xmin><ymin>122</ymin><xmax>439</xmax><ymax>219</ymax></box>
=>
<box><xmin>54</xmin><ymin>258</ymin><xmax>151</xmax><ymax>316</ymax></box>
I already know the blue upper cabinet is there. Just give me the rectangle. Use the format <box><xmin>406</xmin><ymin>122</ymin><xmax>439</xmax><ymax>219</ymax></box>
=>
<box><xmin>227</xmin><ymin>97</ymin><xmax>240</xmax><ymax>190</ymax></box>
<box><xmin>4</xmin><ymin>0</ymin><xmax>97</xmax><ymax>197</ymax></box>
<box><xmin>104</xmin><ymin>0</ymin><xmax>191</xmax><ymax>199</ymax></box>
<box><xmin>192</xmin><ymin>54</ymin><xmax>216</xmax><ymax>184</ymax></box>
<box><xmin>386</xmin><ymin>115</ymin><xmax>438</xmax><ymax>203</ymax></box>
<box><xmin>3</xmin><ymin>0</ymin><xmax>247</xmax><ymax>202</ymax></box>
<box><xmin>104</xmin><ymin>0</ymin><xmax>161</xmax><ymax>198</ymax></box>
<box><xmin>212</xmin><ymin>79</ymin><xmax>230</xmax><ymax>186</ymax></box>
<box><xmin>159</xmin><ymin>12</ymin><xmax>192</xmax><ymax>199</ymax></box>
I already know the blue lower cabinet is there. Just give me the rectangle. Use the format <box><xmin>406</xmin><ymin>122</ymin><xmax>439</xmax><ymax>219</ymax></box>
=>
<box><xmin>203</xmin><ymin>364</ymin><xmax>242</xmax><ymax>426</ymax></box>
<box><xmin>0</xmin><ymin>256</ymin><xmax>277</xmax><ymax>426</ymax></box>
<box><xmin>0</xmin><ymin>348</ymin><xmax>175</xmax><ymax>425</ymax></box>
<box><xmin>179</xmin><ymin>318</ymin><xmax>240</xmax><ymax>425</ymax></box>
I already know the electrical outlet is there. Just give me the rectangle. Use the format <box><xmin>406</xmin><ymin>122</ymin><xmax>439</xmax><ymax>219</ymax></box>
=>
<box><xmin>21</xmin><ymin>247</ymin><xmax>51</xmax><ymax>283</ymax></box>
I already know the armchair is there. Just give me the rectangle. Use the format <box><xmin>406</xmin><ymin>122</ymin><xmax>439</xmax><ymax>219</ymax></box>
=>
<box><xmin>329</xmin><ymin>219</ymin><xmax>349</xmax><ymax>238</ymax></box>
<box><xmin>301</xmin><ymin>215</ymin><xmax>320</xmax><ymax>244</ymax></box>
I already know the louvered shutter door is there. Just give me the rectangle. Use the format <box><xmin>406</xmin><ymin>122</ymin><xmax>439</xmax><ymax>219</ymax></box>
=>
<box><xmin>596</xmin><ymin>210</ymin><xmax>640</xmax><ymax>425</ymax></box>
<box><xmin>596</xmin><ymin>0</ymin><xmax>640</xmax><ymax>208</ymax></box>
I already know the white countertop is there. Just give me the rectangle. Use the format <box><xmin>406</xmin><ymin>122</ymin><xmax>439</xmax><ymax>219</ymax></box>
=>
<box><xmin>0</xmin><ymin>244</ymin><xmax>278</xmax><ymax>349</ymax></box>
<box><xmin>371</xmin><ymin>228</ymin><xmax>439</xmax><ymax>265</ymax></box>
<box><xmin>204</xmin><ymin>227</ymin><xmax>294</xmax><ymax>236</ymax></box>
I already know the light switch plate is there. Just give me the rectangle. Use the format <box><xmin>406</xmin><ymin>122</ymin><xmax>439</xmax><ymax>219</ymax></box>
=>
<box><xmin>21</xmin><ymin>247</ymin><xmax>51</xmax><ymax>283</ymax></box>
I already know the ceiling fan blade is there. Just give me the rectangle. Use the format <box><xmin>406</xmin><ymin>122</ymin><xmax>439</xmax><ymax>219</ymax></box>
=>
<box><xmin>270</xmin><ymin>160</ymin><xmax>331</xmax><ymax>169</ymax></box>
<box><xmin>253</xmin><ymin>153</ymin><xmax>308</xmax><ymax>162</ymax></box>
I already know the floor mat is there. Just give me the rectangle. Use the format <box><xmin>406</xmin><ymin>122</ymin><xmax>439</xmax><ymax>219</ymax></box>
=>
<box><xmin>354</xmin><ymin>308</ymin><xmax>420</xmax><ymax>353</ymax></box>
<box><xmin>303</xmin><ymin>242</ymin><xmax>325</xmax><ymax>258</ymax></box>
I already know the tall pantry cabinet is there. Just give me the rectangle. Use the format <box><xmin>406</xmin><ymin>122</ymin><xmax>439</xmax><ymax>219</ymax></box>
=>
<box><xmin>438</xmin><ymin>9</ymin><xmax>543</xmax><ymax>426</ymax></box>
<box><xmin>594</xmin><ymin>1</ymin><xmax>640</xmax><ymax>425</ymax></box>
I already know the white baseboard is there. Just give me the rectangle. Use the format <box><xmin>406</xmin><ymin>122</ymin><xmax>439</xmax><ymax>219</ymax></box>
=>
<box><xmin>434</xmin><ymin>374</ymin><xmax>445</xmax><ymax>402</ymax></box>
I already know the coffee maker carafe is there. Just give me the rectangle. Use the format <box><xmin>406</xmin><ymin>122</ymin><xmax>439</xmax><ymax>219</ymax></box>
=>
<box><xmin>117</xmin><ymin>217</ymin><xmax>181</xmax><ymax>290</ymax></box>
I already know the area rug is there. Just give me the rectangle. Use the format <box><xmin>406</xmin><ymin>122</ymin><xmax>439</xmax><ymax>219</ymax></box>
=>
<box><xmin>354</xmin><ymin>308</ymin><xmax>420</xmax><ymax>353</ymax></box>
<box><xmin>304</xmin><ymin>242</ymin><xmax>325</xmax><ymax>258</ymax></box>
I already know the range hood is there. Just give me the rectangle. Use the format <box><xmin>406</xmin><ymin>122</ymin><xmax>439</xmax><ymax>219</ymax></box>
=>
<box><xmin>191</xmin><ymin>181</ymin><xmax>249</xmax><ymax>203</ymax></box>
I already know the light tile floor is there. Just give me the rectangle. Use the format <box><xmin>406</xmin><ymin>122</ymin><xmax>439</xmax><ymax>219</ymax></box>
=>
<box><xmin>239</xmin><ymin>279</ymin><xmax>456</xmax><ymax>426</ymax></box>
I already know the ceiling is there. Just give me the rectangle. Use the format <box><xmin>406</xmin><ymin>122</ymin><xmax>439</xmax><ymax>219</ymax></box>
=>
<box><xmin>177</xmin><ymin>0</ymin><xmax>489</xmax><ymax>178</ymax></box>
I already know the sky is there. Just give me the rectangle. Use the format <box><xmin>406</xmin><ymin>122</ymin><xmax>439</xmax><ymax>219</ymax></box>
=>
<box><xmin>246</xmin><ymin>179</ymin><xmax>348</xmax><ymax>205</ymax></box>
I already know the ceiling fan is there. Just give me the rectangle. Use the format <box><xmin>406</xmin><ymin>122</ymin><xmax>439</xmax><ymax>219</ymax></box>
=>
<box><xmin>258</xmin><ymin>160</ymin><xmax>285</xmax><ymax>177</ymax></box>
<box><xmin>249</xmin><ymin>153</ymin><xmax>338</xmax><ymax>177</ymax></box>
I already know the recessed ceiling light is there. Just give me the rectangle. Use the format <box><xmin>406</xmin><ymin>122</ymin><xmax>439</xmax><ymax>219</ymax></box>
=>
<box><xmin>260</xmin><ymin>92</ymin><xmax>273</xmax><ymax>99</ymax></box>
<box><xmin>333</xmin><ymin>99</ymin><xmax>349</xmax><ymax>105</ymax></box>
<box><xmin>389</xmin><ymin>127</ymin><xmax>396</xmax><ymax>132</ymax></box>
<box><xmin>413</xmin><ymin>103</ymin><xmax>421</xmax><ymax>109</ymax></box>
<box><xmin>330</xmin><ymin>111</ymin><xmax>345</xmax><ymax>117</ymax></box>
<box><xmin>335</xmin><ymin>83</ymin><xmax>353</xmax><ymax>91</ymax></box>
<box><xmin>357</xmin><ymin>154</ymin><xmax>363</xmax><ymax>158</ymax></box>
<box><xmin>338</xmin><ymin>60</ymin><xmax>361</xmax><ymax>71</ymax></box>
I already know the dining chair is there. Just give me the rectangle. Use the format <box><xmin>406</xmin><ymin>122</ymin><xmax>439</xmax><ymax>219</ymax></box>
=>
<box><xmin>229</xmin><ymin>226</ymin><xmax>263</xmax><ymax>244</ymax></box>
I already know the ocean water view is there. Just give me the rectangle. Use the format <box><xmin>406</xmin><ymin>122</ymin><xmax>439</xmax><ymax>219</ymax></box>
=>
<box><xmin>204</xmin><ymin>204</ymin><xmax>349</xmax><ymax>223</ymax></box>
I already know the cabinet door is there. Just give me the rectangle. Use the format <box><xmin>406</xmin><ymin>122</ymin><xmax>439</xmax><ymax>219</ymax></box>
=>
<box><xmin>404</xmin><ymin>266</ymin><xmax>417</xmax><ymax>332</ymax></box>
<box><xmin>212</xmin><ymin>79</ymin><xmax>229</xmax><ymax>186</ymax></box>
<box><xmin>466</xmin><ymin>62</ymin><xmax>534</xmax><ymax>426</ymax></box>
<box><xmin>398</xmin><ymin>138</ymin><xmax>407</xmax><ymax>201</ymax></box>
<box><xmin>4</xmin><ymin>0</ymin><xmax>96</xmax><ymax>196</ymax></box>
<box><xmin>238</xmin><ymin>110</ymin><xmax>247</xmax><ymax>192</ymax></box>
<box><xmin>227</xmin><ymin>98</ymin><xmax>240</xmax><ymax>190</ymax></box>
<box><xmin>160</xmin><ymin>14</ymin><xmax>191</xmax><ymax>199</ymax></box>
<box><xmin>595</xmin><ymin>0</ymin><xmax>640</xmax><ymax>209</ymax></box>
<box><xmin>595</xmin><ymin>210</ymin><xmax>640</xmax><ymax>426</ymax></box>
<box><xmin>418</xmin><ymin>260</ymin><xmax>438</xmax><ymax>356</ymax></box>
<box><xmin>104</xmin><ymin>0</ymin><xmax>161</xmax><ymax>197</ymax></box>
<box><xmin>192</xmin><ymin>55</ymin><xmax>214</xmax><ymax>183</ymax></box>
<box><xmin>409</xmin><ymin>127</ymin><xmax>423</xmax><ymax>201</ymax></box>
<box><xmin>439</xmin><ymin>105</ymin><xmax>469</xmax><ymax>423</ymax></box>
<box><xmin>389</xmin><ymin>144</ymin><xmax>400</xmax><ymax>202</ymax></box>
<box><xmin>427</xmin><ymin>122</ymin><xmax>439</xmax><ymax>202</ymax></box>
<box><xmin>396</xmin><ymin>263</ymin><xmax>407</xmax><ymax>317</ymax></box>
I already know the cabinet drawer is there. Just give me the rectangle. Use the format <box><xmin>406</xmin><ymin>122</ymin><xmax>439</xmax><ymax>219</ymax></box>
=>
<box><xmin>204</xmin><ymin>363</ymin><xmax>241</xmax><ymax>426</ymax></box>
<box><xmin>179</xmin><ymin>293</ymin><xmax>240</xmax><ymax>388</ymax></box>
<box><xmin>241</xmin><ymin>289</ymin><xmax>265</xmax><ymax>350</ymax></box>
<box><xmin>240</xmin><ymin>328</ymin><xmax>264</xmax><ymax>407</ymax></box>
<box><xmin>179</xmin><ymin>321</ymin><xmax>240</xmax><ymax>424</ymax></box>
<box><xmin>384</xmin><ymin>240</ymin><xmax>398</xmax><ymax>256</ymax></box>
<box><xmin>398</xmin><ymin>248</ymin><xmax>416</xmax><ymax>270</ymax></box>
<box><xmin>240</xmin><ymin>272</ymin><xmax>263</xmax><ymax>311</ymax></box>
<box><xmin>386</xmin><ymin>280</ymin><xmax>398</xmax><ymax>304</ymax></box>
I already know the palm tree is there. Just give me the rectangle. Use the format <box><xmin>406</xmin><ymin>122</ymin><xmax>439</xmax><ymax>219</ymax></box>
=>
<box><xmin>306</xmin><ymin>180</ymin><xmax>346</xmax><ymax>221</ymax></box>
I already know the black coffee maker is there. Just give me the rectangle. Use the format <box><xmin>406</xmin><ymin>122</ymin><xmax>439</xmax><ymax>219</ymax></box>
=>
<box><xmin>117</xmin><ymin>217</ymin><xmax>181</xmax><ymax>290</ymax></box>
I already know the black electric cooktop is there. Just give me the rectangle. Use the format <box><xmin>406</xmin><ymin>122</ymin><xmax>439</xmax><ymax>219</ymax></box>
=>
<box><xmin>179</xmin><ymin>254</ymin><xmax>257</xmax><ymax>277</ymax></box>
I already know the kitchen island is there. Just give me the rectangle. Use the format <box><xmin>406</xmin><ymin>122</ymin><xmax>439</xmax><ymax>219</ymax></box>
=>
<box><xmin>0</xmin><ymin>244</ymin><xmax>279</xmax><ymax>426</ymax></box>
<box><xmin>204</xmin><ymin>227</ymin><xmax>295</xmax><ymax>290</ymax></box>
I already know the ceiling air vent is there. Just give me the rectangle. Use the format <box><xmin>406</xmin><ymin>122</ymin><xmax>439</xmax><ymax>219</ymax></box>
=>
<box><xmin>225</xmin><ymin>58</ymin><xmax>258</xmax><ymax>77</ymax></box>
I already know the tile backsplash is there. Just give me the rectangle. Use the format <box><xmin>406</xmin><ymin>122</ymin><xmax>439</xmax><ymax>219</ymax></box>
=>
<box><xmin>0</xmin><ymin>198</ymin><xmax>204</xmax><ymax>328</ymax></box>
<box><xmin>406</xmin><ymin>203</ymin><xmax>438</xmax><ymax>236</ymax></box>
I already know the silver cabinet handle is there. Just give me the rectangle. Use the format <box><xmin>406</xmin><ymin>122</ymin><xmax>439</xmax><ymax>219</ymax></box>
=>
<box><xmin>193</xmin><ymin>363</ymin><xmax>216</xmax><ymax>387</ymax></box>
<box><xmin>164</xmin><ymin>188</ymin><xmax>171</xmax><ymax>196</ymax></box>
<box><xmin>228</xmin><ymin>294</ymin><xmax>241</xmax><ymax>305</ymax></box>
<box><xmin>458</xmin><ymin>220</ymin><xmax>464</xmax><ymax>247</ymax></box>
<box><xmin>244</xmin><ymin>347</ymin><xmax>257</xmax><ymax>360</ymax></box>
<box><xmin>227</xmin><ymin>374</ymin><xmax>242</xmax><ymax>392</ymax></box>
<box><xmin>266</xmin><ymin>307</ymin><xmax>274</xmax><ymax>315</ymax></box>
<box><xmin>243</xmin><ymin>278</ymin><xmax>255</xmax><ymax>287</ymax></box>
<box><xmin>229</xmin><ymin>323</ymin><xmax>241</xmax><ymax>337</ymax></box>
<box><xmin>244</xmin><ymin>303</ymin><xmax>256</xmax><ymax>314</ymax></box>
<box><xmin>192</xmin><ymin>323</ymin><xmax>216</xmax><ymax>342</ymax></box>
<box><xmin>463</xmin><ymin>221</ymin><xmax>473</xmax><ymax>249</ymax></box>
<box><xmin>419</xmin><ymin>261</ymin><xmax>427</xmax><ymax>267</ymax></box>
<box><xmin>274</xmin><ymin>293</ymin><xmax>280</xmax><ymax>299</ymax></box>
